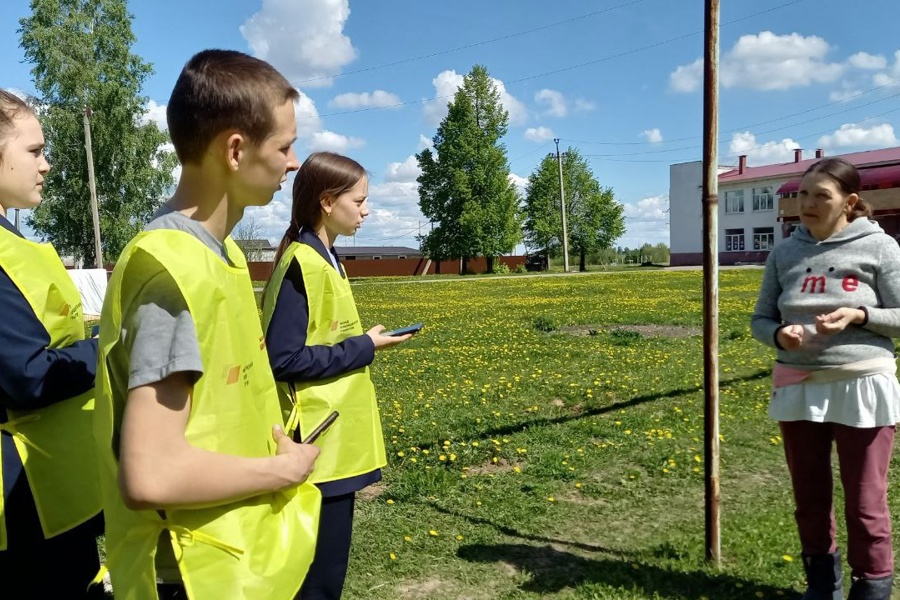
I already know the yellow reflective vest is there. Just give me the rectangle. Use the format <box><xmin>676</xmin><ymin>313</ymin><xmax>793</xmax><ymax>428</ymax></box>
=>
<box><xmin>262</xmin><ymin>242</ymin><xmax>387</xmax><ymax>484</ymax></box>
<box><xmin>0</xmin><ymin>226</ymin><xmax>101</xmax><ymax>551</ymax></box>
<box><xmin>94</xmin><ymin>230</ymin><xmax>320</xmax><ymax>599</ymax></box>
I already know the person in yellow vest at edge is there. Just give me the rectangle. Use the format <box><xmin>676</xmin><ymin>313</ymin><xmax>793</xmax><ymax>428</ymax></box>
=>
<box><xmin>0</xmin><ymin>90</ymin><xmax>104</xmax><ymax>598</ymax></box>
<box><xmin>262</xmin><ymin>152</ymin><xmax>416</xmax><ymax>600</ymax></box>
<box><xmin>94</xmin><ymin>50</ymin><xmax>322</xmax><ymax>600</ymax></box>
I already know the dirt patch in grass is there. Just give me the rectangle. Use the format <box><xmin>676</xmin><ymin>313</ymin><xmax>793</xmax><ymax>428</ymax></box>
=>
<box><xmin>468</xmin><ymin>457</ymin><xmax>521</xmax><ymax>476</ymax></box>
<box><xmin>357</xmin><ymin>482</ymin><xmax>386</xmax><ymax>502</ymax></box>
<box><xmin>560</xmin><ymin>324</ymin><xmax>701</xmax><ymax>338</ymax></box>
<box><xmin>396</xmin><ymin>576</ymin><xmax>447</xmax><ymax>599</ymax></box>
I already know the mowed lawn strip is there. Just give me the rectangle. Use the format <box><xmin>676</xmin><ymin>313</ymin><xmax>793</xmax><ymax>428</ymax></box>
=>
<box><xmin>330</xmin><ymin>269</ymin><xmax>898</xmax><ymax>600</ymax></box>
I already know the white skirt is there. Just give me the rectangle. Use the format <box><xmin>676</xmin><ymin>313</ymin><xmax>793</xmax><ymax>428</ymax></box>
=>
<box><xmin>769</xmin><ymin>373</ymin><xmax>900</xmax><ymax>427</ymax></box>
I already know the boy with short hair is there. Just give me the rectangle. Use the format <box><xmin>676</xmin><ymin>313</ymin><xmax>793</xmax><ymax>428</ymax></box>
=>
<box><xmin>94</xmin><ymin>49</ymin><xmax>321</xmax><ymax>599</ymax></box>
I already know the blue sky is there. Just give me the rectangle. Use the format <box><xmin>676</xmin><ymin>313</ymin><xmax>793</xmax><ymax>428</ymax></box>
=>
<box><xmin>2</xmin><ymin>0</ymin><xmax>900</xmax><ymax>251</ymax></box>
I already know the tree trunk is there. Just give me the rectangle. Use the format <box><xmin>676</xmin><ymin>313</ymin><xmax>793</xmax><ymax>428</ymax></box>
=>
<box><xmin>580</xmin><ymin>251</ymin><xmax>587</xmax><ymax>272</ymax></box>
<box><xmin>487</xmin><ymin>256</ymin><xmax>495</xmax><ymax>273</ymax></box>
<box><xmin>461</xmin><ymin>256</ymin><xmax>468</xmax><ymax>275</ymax></box>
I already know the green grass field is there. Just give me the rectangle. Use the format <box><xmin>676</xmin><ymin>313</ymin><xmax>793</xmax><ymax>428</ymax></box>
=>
<box><xmin>338</xmin><ymin>268</ymin><xmax>900</xmax><ymax>600</ymax></box>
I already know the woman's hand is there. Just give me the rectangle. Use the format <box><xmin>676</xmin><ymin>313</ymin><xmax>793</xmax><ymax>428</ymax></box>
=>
<box><xmin>776</xmin><ymin>324</ymin><xmax>805</xmax><ymax>350</ymax></box>
<box><xmin>366</xmin><ymin>325</ymin><xmax>412</xmax><ymax>351</ymax></box>
<box><xmin>815</xmin><ymin>307</ymin><xmax>866</xmax><ymax>335</ymax></box>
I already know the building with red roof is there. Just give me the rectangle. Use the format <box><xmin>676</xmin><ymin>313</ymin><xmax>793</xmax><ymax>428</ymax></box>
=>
<box><xmin>669</xmin><ymin>146</ymin><xmax>900</xmax><ymax>266</ymax></box>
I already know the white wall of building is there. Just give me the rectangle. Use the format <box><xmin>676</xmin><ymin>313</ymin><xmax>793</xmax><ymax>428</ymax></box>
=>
<box><xmin>669</xmin><ymin>161</ymin><xmax>704</xmax><ymax>254</ymax></box>
<box><xmin>669</xmin><ymin>161</ymin><xmax>791</xmax><ymax>259</ymax></box>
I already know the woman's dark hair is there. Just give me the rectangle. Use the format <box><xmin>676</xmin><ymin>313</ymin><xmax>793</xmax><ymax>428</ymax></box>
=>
<box><xmin>264</xmin><ymin>152</ymin><xmax>366</xmax><ymax>303</ymax></box>
<box><xmin>0</xmin><ymin>90</ymin><xmax>36</xmax><ymax>165</ymax></box>
<box><xmin>802</xmin><ymin>157</ymin><xmax>872</xmax><ymax>221</ymax></box>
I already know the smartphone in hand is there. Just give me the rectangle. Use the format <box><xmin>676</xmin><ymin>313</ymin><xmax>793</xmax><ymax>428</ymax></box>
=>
<box><xmin>383</xmin><ymin>322</ymin><xmax>424</xmax><ymax>337</ymax></box>
<box><xmin>301</xmin><ymin>411</ymin><xmax>340</xmax><ymax>444</ymax></box>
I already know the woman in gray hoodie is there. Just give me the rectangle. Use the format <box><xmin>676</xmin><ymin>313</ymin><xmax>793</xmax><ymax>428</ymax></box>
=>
<box><xmin>752</xmin><ymin>157</ymin><xmax>900</xmax><ymax>600</ymax></box>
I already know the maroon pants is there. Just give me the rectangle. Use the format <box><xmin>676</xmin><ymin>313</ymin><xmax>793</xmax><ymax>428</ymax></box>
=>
<box><xmin>780</xmin><ymin>420</ymin><xmax>895</xmax><ymax>579</ymax></box>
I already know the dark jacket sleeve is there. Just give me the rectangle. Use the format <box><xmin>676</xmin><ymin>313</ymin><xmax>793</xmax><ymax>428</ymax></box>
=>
<box><xmin>266</xmin><ymin>260</ymin><xmax>375</xmax><ymax>382</ymax></box>
<box><xmin>0</xmin><ymin>265</ymin><xmax>98</xmax><ymax>411</ymax></box>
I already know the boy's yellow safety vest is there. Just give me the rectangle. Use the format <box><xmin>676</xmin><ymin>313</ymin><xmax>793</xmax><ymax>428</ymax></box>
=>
<box><xmin>262</xmin><ymin>242</ymin><xmax>387</xmax><ymax>484</ymax></box>
<box><xmin>94</xmin><ymin>230</ymin><xmax>321</xmax><ymax>599</ymax></box>
<box><xmin>0</xmin><ymin>227</ymin><xmax>101</xmax><ymax>551</ymax></box>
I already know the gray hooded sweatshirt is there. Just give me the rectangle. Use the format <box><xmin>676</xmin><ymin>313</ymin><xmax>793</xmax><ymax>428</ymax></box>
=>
<box><xmin>751</xmin><ymin>218</ymin><xmax>900</xmax><ymax>368</ymax></box>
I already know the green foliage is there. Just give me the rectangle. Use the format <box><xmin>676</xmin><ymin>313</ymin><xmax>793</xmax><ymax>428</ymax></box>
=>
<box><xmin>19</xmin><ymin>0</ymin><xmax>176</xmax><ymax>264</ymax></box>
<box><xmin>416</xmin><ymin>65</ymin><xmax>522</xmax><ymax>272</ymax></box>
<box><xmin>491</xmin><ymin>262</ymin><xmax>510</xmax><ymax>275</ymax></box>
<box><xmin>531</xmin><ymin>316</ymin><xmax>557</xmax><ymax>333</ymax></box>
<box><xmin>523</xmin><ymin>148</ymin><xmax>626</xmax><ymax>271</ymax></box>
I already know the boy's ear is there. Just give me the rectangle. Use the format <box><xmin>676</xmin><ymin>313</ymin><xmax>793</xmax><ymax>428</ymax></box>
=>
<box><xmin>225</xmin><ymin>132</ymin><xmax>245</xmax><ymax>172</ymax></box>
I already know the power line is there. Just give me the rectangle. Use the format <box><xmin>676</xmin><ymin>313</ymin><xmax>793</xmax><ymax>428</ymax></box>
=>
<box><xmin>291</xmin><ymin>0</ymin><xmax>648</xmax><ymax>86</ymax></box>
<box><xmin>560</xmin><ymin>80</ymin><xmax>900</xmax><ymax>148</ymax></box>
<box><xmin>312</xmin><ymin>0</ymin><xmax>810</xmax><ymax>120</ymax></box>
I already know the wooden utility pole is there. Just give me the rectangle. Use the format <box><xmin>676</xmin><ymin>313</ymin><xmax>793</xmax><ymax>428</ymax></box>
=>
<box><xmin>553</xmin><ymin>138</ymin><xmax>570</xmax><ymax>273</ymax></box>
<box><xmin>702</xmin><ymin>0</ymin><xmax>721</xmax><ymax>565</ymax></box>
<box><xmin>83</xmin><ymin>106</ymin><xmax>103</xmax><ymax>268</ymax></box>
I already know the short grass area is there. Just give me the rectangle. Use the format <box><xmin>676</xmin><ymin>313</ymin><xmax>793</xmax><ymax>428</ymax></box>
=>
<box><xmin>335</xmin><ymin>269</ymin><xmax>900</xmax><ymax>600</ymax></box>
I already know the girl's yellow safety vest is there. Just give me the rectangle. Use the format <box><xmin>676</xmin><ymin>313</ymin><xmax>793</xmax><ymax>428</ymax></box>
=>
<box><xmin>262</xmin><ymin>242</ymin><xmax>387</xmax><ymax>484</ymax></box>
<box><xmin>94</xmin><ymin>230</ymin><xmax>321</xmax><ymax>599</ymax></box>
<box><xmin>0</xmin><ymin>227</ymin><xmax>101</xmax><ymax>551</ymax></box>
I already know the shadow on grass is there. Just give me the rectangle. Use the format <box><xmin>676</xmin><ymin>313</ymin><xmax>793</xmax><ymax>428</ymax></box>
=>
<box><xmin>427</xmin><ymin>501</ymin><xmax>626</xmax><ymax>556</ymax></box>
<box><xmin>458</xmin><ymin>542</ymin><xmax>796</xmax><ymax>599</ymax></box>
<box><xmin>411</xmin><ymin>369</ymin><xmax>772</xmax><ymax>449</ymax></box>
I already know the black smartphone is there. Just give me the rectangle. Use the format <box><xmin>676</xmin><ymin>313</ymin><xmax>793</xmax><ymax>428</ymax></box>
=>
<box><xmin>301</xmin><ymin>411</ymin><xmax>340</xmax><ymax>444</ymax></box>
<box><xmin>384</xmin><ymin>322</ymin><xmax>424</xmax><ymax>337</ymax></box>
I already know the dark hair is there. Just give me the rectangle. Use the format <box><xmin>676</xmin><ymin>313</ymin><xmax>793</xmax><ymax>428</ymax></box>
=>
<box><xmin>167</xmin><ymin>49</ymin><xmax>299</xmax><ymax>164</ymax></box>
<box><xmin>0</xmin><ymin>90</ymin><xmax>36</xmax><ymax>164</ymax></box>
<box><xmin>802</xmin><ymin>157</ymin><xmax>872</xmax><ymax>221</ymax></box>
<box><xmin>269</xmin><ymin>152</ymin><xmax>366</xmax><ymax>270</ymax></box>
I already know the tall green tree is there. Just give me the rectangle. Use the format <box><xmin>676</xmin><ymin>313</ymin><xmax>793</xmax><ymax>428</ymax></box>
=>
<box><xmin>523</xmin><ymin>148</ymin><xmax>625</xmax><ymax>271</ymax></box>
<box><xmin>416</xmin><ymin>65</ymin><xmax>521</xmax><ymax>274</ymax></box>
<box><xmin>19</xmin><ymin>0</ymin><xmax>175</xmax><ymax>265</ymax></box>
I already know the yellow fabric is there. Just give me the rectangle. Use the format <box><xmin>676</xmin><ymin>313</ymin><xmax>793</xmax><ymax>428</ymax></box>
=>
<box><xmin>0</xmin><ymin>227</ymin><xmax>100</xmax><ymax>551</ymax></box>
<box><xmin>262</xmin><ymin>242</ymin><xmax>386</xmax><ymax>484</ymax></box>
<box><xmin>94</xmin><ymin>230</ymin><xmax>320</xmax><ymax>599</ymax></box>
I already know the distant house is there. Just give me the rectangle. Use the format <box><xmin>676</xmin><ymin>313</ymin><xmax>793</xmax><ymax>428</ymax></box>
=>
<box><xmin>234</xmin><ymin>238</ymin><xmax>277</xmax><ymax>262</ymax></box>
<box><xmin>335</xmin><ymin>246</ymin><xmax>422</xmax><ymax>260</ymax></box>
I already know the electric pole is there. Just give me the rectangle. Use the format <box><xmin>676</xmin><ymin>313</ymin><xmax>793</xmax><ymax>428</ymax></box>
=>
<box><xmin>554</xmin><ymin>138</ymin><xmax>570</xmax><ymax>273</ymax></box>
<box><xmin>83</xmin><ymin>105</ymin><xmax>103</xmax><ymax>269</ymax></box>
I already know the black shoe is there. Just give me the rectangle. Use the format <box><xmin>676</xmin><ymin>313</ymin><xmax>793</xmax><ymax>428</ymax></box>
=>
<box><xmin>801</xmin><ymin>551</ymin><xmax>844</xmax><ymax>600</ymax></box>
<box><xmin>847</xmin><ymin>576</ymin><xmax>892</xmax><ymax>600</ymax></box>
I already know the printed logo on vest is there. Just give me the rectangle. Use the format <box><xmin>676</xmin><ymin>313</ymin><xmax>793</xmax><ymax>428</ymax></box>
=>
<box><xmin>259</xmin><ymin>335</ymin><xmax>266</xmax><ymax>351</ymax></box>
<box><xmin>225</xmin><ymin>365</ymin><xmax>241</xmax><ymax>385</ymax></box>
<box><xmin>330</xmin><ymin>320</ymin><xmax>339</xmax><ymax>331</ymax></box>
<box><xmin>59</xmin><ymin>302</ymin><xmax>71</xmax><ymax>317</ymax></box>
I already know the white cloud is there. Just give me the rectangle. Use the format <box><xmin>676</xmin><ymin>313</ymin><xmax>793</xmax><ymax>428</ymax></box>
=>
<box><xmin>328</xmin><ymin>90</ymin><xmax>402</xmax><ymax>110</ymax></box>
<box><xmin>524</xmin><ymin>126</ymin><xmax>555</xmax><ymax>143</ymax></box>
<box><xmin>641</xmin><ymin>128</ymin><xmax>663</xmax><ymax>143</ymax></box>
<box><xmin>508</xmin><ymin>173</ymin><xmax>528</xmax><ymax>197</ymax></box>
<box><xmin>535</xmin><ymin>89</ymin><xmax>567</xmax><ymax>117</ymax></box>
<box><xmin>295</xmin><ymin>90</ymin><xmax>323</xmax><ymax>138</ymax></box>
<box><xmin>872</xmin><ymin>50</ymin><xmax>900</xmax><ymax>86</ymax></box>
<box><xmin>417</xmin><ymin>134</ymin><xmax>434</xmax><ymax>151</ymax></box>
<box><xmin>728</xmin><ymin>131</ymin><xmax>801</xmax><ymax>165</ymax></box>
<box><xmin>619</xmin><ymin>194</ymin><xmax>668</xmax><ymax>247</ymax></box>
<box><xmin>848</xmin><ymin>52</ymin><xmax>887</xmax><ymax>70</ymax></box>
<box><xmin>818</xmin><ymin>123</ymin><xmax>898</xmax><ymax>149</ymax></box>
<box><xmin>670</xmin><ymin>59</ymin><xmax>703</xmax><ymax>93</ymax></box>
<box><xmin>308</xmin><ymin>131</ymin><xmax>365</xmax><ymax>153</ymax></box>
<box><xmin>357</xmin><ymin>181</ymin><xmax>425</xmax><ymax>245</ymax></box>
<box><xmin>423</xmin><ymin>69</ymin><xmax>527</xmax><ymax>126</ymax></box>
<box><xmin>574</xmin><ymin>98</ymin><xmax>596</xmax><ymax>112</ymax></box>
<box><xmin>240</xmin><ymin>0</ymin><xmax>356</xmax><ymax>87</ymax></box>
<box><xmin>829</xmin><ymin>84</ymin><xmax>862</xmax><ymax>102</ymax></box>
<box><xmin>670</xmin><ymin>32</ymin><xmax>843</xmax><ymax>92</ymax></box>
<box><xmin>4</xmin><ymin>88</ymin><xmax>28</xmax><ymax>101</ymax></box>
<box><xmin>141</xmin><ymin>99</ymin><xmax>168</xmax><ymax>131</ymax></box>
<box><xmin>384</xmin><ymin>155</ymin><xmax>421</xmax><ymax>183</ymax></box>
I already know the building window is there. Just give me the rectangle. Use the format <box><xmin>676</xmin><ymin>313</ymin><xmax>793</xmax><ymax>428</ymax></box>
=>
<box><xmin>725</xmin><ymin>189</ymin><xmax>744</xmax><ymax>213</ymax></box>
<box><xmin>725</xmin><ymin>228</ymin><xmax>745</xmax><ymax>252</ymax></box>
<box><xmin>752</xmin><ymin>186</ymin><xmax>774</xmax><ymax>211</ymax></box>
<box><xmin>753</xmin><ymin>227</ymin><xmax>775</xmax><ymax>250</ymax></box>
